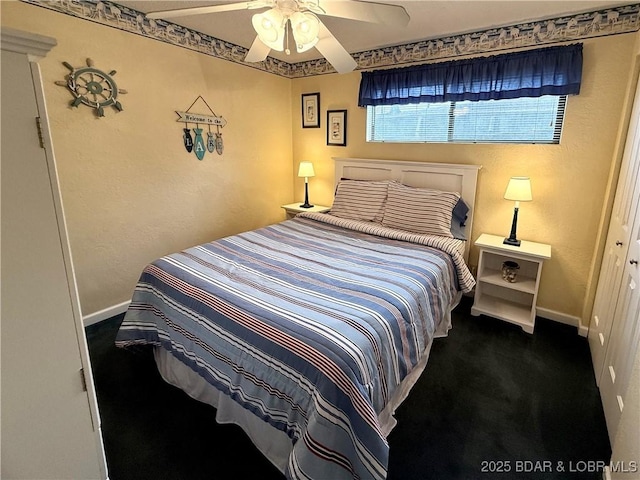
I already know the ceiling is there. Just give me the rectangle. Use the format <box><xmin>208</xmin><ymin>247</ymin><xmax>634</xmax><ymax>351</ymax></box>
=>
<box><xmin>114</xmin><ymin>1</ymin><xmax>633</xmax><ymax>63</ymax></box>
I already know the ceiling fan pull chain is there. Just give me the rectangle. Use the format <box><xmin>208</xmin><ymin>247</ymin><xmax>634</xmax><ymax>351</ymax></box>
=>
<box><xmin>285</xmin><ymin>21</ymin><xmax>291</xmax><ymax>55</ymax></box>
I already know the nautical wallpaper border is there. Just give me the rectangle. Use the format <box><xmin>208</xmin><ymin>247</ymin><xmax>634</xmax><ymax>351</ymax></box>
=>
<box><xmin>21</xmin><ymin>0</ymin><xmax>640</xmax><ymax>78</ymax></box>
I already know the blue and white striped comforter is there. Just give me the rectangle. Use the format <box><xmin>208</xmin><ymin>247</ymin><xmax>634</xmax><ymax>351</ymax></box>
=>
<box><xmin>116</xmin><ymin>213</ymin><xmax>475</xmax><ymax>480</ymax></box>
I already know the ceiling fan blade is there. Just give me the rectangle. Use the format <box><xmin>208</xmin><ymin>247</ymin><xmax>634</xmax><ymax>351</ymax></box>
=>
<box><xmin>244</xmin><ymin>36</ymin><xmax>271</xmax><ymax>63</ymax></box>
<box><xmin>146</xmin><ymin>1</ymin><xmax>270</xmax><ymax>20</ymax></box>
<box><xmin>315</xmin><ymin>21</ymin><xmax>357</xmax><ymax>74</ymax></box>
<box><xmin>314</xmin><ymin>1</ymin><xmax>410</xmax><ymax>27</ymax></box>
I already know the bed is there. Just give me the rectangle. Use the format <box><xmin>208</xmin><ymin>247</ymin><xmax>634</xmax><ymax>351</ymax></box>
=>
<box><xmin>116</xmin><ymin>158</ymin><xmax>481</xmax><ymax>480</ymax></box>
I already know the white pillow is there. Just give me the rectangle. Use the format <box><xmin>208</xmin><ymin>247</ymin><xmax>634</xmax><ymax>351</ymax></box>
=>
<box><xmin>381</xmin><ymin>182</ymin><xmax>460</xmax><ymax>237</ymax></box>
<box><xmin>330</xmin><ymin>180</ymin><xmax>389</xmax><ymax>222</ymax></box>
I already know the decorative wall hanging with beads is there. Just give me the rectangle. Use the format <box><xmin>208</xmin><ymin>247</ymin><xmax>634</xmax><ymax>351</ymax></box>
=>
<box><xmin>176</xmin><ymin>96</ymin><xmax>227</xmax><ymax>160</ymax></box>
<box><xmin>55</xmin><ymin>58</ymin><xmax>127</xmax><ymax>117</ymax></box>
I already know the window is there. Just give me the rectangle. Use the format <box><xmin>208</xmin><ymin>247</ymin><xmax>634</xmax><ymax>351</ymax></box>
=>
<box><xmin>359</xmin><ymin>44</ymin><xmax>581</xmax><ymax>145</ymax></box>
<box><xmin>366</xmin><ymin>95</ymin><xmax>566</xmax><ymax>144</ymax></box>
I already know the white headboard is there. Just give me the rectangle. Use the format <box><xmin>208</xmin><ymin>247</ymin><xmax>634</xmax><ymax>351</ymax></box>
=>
<box><xmin>333</xmin><ymin>157</ymin><xmax>482</xmax><ymax>261</ymax></box>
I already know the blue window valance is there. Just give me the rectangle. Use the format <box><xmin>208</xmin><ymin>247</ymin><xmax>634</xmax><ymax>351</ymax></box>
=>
<box><xmin>358</xmin><ymin>43</ymin><xmax>583</xmax><ymax>106</ymax></box>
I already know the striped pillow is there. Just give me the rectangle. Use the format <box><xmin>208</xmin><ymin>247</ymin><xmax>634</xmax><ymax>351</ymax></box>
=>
<box><xmin>330</xmin><ymin>180</ymin><xmax>389</xmax><ymax>222</ymax></box>
<box><xmin>381</xmin><ymin>182</ymin><xmax>460</xmax><ymax>237</ymax></box>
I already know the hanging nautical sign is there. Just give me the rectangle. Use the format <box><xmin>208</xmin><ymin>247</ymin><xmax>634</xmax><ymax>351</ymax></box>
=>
<box><xmin>207</xmin><ymin>129</ymin><xmax>216</xmax><ymax>153</ymax></box>
<box><xmin>176</xmin><ymin>95</ymin><xmax>227</xmax><ymax>160</ymax></box>
<box><xmin>183</xmin><ymin>128</ymin><xmax>194</xmax><ymax>152</ymax></box>
<box><xmin>55</xmin><ymin>58</ymin><xmax>127</xmax><ymax>117</ymax></box>
<box><xmin>193</xmin><ymin>127</ymin><xmax>206</xmax><ymax>160</ymax></box>
<box><xmin>215</xmin><ymin>132</ymin><xmax>224</xmax><ymax>155</ymax></box>
<box><xmin>175</xmin><ymin>111</ymin><xmax>227</xmax><ymax>127</ymax></box>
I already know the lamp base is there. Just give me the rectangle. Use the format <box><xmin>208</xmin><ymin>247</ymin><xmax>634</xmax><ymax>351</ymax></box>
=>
<box><xmin>300</xmin><ymin>182</ymin><xmax>313</xmax><ymax>209</ymax></box>
<box><xmin>504</xmin><ymin>206</ymin><xmax>521</xmax><ymax>246</ymax></box>
<box><xmin>503</xmin><ymin>237</ymin><xmax>521</xmax><ymax>247</ymax></box>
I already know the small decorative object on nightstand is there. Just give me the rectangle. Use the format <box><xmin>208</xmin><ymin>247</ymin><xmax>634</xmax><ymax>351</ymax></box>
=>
<box><xmin>501</xmin><ymin>261</ymin><xmax>520</xmax><ymax>282</ymax></box>
<box><xmin>471</xmin><ymin>233</ymin><xmax>551</xmax><ymax>333</ymax></box>
<box><xmin>281</xmin><ymin>203</ymin><xmax>330</xmax><ymax>219</ymax></box>
<box><xmin>503</xmin><ymin>176</ymin><xmax>532</xmax><ymax>246</ymax></box>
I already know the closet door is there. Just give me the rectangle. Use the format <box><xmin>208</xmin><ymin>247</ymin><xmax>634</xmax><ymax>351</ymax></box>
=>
<box><xmin>588</xmin><ymin>78</ymin><xmax>640</xmax><ymax>384</ymax></box>
<box><xmin>599</xmin><ymin>178</ymin><xmax>640</xmax><ymax>442</ymax></box>
<box><xmin>1</xmin><ymin>29</ymin><xmax>107</xmax><ymax>479</ymax></box>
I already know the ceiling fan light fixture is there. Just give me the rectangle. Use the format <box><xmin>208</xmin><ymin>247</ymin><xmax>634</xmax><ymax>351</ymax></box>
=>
<box><xmin>290</xmin><ymin>11</ymin><xmax>320</xmax><ymax>53</ymax></box>
<box><xmin>252</xmin><ymin>8</ymin><xmax>285</xmax><ymax>51</ymax></box>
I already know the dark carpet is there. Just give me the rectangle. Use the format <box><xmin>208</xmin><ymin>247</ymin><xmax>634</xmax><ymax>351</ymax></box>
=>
<box><xmin>85</xmin><ymin>296</ymin><xmax>611</xmax><ymax>480</ymax></box>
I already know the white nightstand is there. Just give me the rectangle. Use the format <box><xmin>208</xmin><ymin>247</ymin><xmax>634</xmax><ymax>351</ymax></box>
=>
<box><xmin>281</xmin><ymin>203</ymin><xmax>331</xmax><ymax>219</ymax></box>
<box><xmin>471</xmin><ymin>233</ymin><xmax>551</xmax><ymax>334</ymax></box>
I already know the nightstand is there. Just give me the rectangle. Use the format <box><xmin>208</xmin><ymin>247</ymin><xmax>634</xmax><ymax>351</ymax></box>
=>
<box><xmin>471</xmin><ymin>233</ymin><xmax>551</xmax><ymax>333</ymax></box>
<box><xmin>281</xmin><ymin>203</ymin><xmax>331</xmax><ymax>219</ymax></box>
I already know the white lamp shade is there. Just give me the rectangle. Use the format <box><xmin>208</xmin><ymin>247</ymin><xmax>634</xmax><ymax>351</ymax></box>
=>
<box><xmin>504</xmin><ymin>177</ymin><xmax>532</xmax><ymax>202</ymax></box>
<box><xmin>298</xmin><ymin>161</ymin><xmax>315</xmax><ymax>178</ymax></box>
<box><xmin>290</xmin><ymin>12</ymin><xmax>320</xmax><ymax>53</ymax></box>
<box><xmin>252</xmin><ymin>8</ymin><xmax>285</xmax><ymax>51</ymax></box>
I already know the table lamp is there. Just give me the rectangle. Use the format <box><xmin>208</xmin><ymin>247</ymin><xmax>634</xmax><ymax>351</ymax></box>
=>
<box><xmin>503</xmin><ymin>176</ymin><xmax>532</xmax><ymax>247</ymax></box>
<box><xmin>298</xmin><ymin>161</ymin><xmax>315</xmax><ymax>208</ymax></box>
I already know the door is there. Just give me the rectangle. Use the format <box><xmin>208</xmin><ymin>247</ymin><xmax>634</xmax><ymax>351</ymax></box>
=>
<box><xmin>1</xmin><ymin>29</ymin><xmax>108</xmax><ymax>479</ymax></box>
<box><xmin>599</xmin><ymin>173</ymin><xmax>640</xmax><ymax>443</ymax></box>
<box><xmin>589</xmin><ymin>76</ymin><xmax>640</xmax><ymax>384</ymax></box>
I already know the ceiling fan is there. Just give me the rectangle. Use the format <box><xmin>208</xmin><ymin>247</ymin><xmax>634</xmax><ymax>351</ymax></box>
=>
<box><xmin>146</xmin><ymin>1</ymin><xmax>410</xmax><ymax>73</ymax></box>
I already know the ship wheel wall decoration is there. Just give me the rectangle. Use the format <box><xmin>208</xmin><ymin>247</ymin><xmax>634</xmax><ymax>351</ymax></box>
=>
<box><xmin>55</xmin><ymin>58</ymin><xmax>127</xmax><ymax>117</ymax></box>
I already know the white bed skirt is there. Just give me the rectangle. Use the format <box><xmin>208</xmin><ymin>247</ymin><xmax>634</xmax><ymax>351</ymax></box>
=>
<box><xmin>153</xmin><ymin>296</ymin><xmax>459</xmax><ymax>474</ymax></box>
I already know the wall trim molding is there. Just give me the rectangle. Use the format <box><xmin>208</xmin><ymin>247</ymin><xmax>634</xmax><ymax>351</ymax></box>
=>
<box><xmin>83</xmin><ymin>300</ymin><xmax>130</xmax><ymax>327</ymax></box>
<box><xmin>536</xmin><ymin>307</ymin><xmax>588</xmax><ymax>337</ymax></box>
<box><xmin>21</xmin><ymin>0</ymin><xmax>640</xmax><ymax>78</ymax></box>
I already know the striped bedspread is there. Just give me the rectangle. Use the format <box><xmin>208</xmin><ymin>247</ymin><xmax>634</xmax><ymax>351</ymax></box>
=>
<box><xmin>116</xmin><ymin>214</ymin><xmax>474</xmax><ymax>480</ymax></box>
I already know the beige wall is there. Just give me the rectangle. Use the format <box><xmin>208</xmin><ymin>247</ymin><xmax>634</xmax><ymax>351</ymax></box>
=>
<box><xmin>1</xmin><ymin>1</ymin><xmax>293</xmax><ymax>315</ymax></box>
<box><xmin>291</xmin><ymin>34</ymin><xmax>638</xmax><ymax>325</ymax></box>
<box><xmin>2</xmin><ymin>1</ymin><xmax>637</xmax><ymax>326</ymax></box>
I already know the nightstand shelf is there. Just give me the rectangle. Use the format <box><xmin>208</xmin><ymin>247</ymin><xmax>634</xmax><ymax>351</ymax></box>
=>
<box><xmin>471</xmin><ymin>233</ymin><xmax>551</xmax><ymax>334</ymax></box>
<box><xmin>477</xmin><ymin>269</ymin><xmax>537</xmax><ymax>294</ymax></box>
<box><xmin>472</xmin><ymin>294</ymin><xmax>534</xmax><ymax>326</ymax></box>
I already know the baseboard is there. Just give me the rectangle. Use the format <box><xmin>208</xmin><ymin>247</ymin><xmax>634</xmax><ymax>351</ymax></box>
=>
<box><xmin>578</xmin><ymin>323</ymin><xmax>589</xmax><ymax>337</ymax></box>
<box><xmin>536</xmin><ymin>307</ymin><xmax>587</xmax><ymax>336</ymax></box>
<box><xmin>83</xmin><ymin>300</ymin><xmax>130</xmax><ymax>327</ymax></box>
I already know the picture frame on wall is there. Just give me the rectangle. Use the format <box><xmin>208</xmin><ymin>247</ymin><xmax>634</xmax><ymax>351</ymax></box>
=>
<box><xmin>327</xmin><ymin>109</ymin><xmax>347</xmax><ymax>146</ymax></box>
<box><xmin>301</xmin><ymin>92</ymin><xmax>320</xmax><ymax>128</ymax></box>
